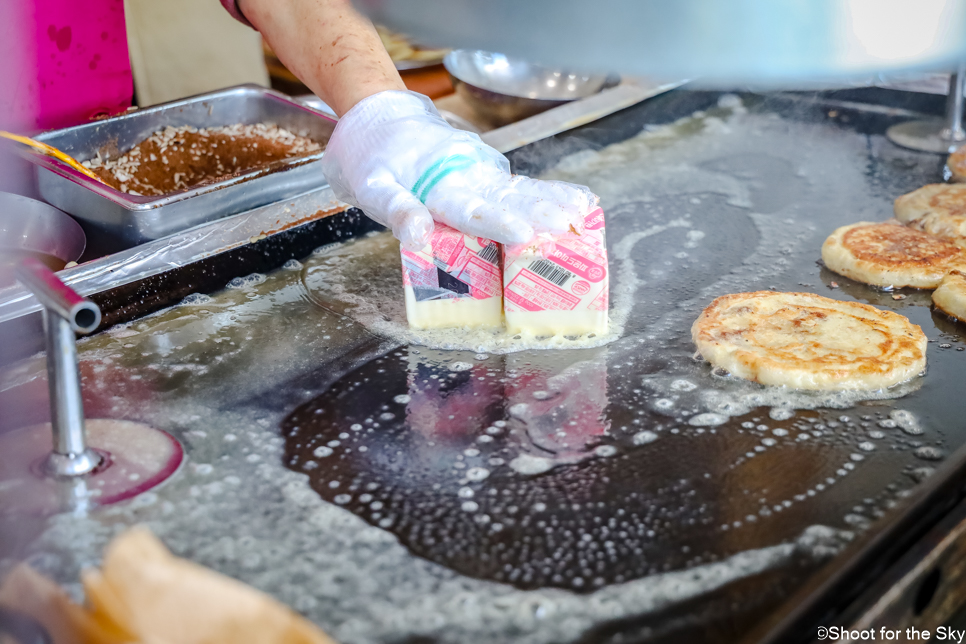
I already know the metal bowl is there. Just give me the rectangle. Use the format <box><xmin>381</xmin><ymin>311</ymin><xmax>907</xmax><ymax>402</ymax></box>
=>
<box><xmin>443</xmin><ymin>50</ymin><xmax>618</xmax><ymax>127</ymax></box>
<box><xmin>0</xmin><ymin>192</ymin><xmax>86</xmax><ymax>287</ymax></box>
<box><xmin>362</xmin><ymin>0</ymin><xmax>966</xmax><ymax>84</ymax></box>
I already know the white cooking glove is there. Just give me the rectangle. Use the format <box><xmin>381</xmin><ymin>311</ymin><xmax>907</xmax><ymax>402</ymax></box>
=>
<box><xmin>320</xmin><ymin>90</ymin><xmax>599</xmax><ymax>250</ymax></box>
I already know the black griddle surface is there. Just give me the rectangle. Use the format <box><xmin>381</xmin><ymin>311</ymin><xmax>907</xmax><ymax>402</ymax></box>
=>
<box><xmin>4</xmin><ymin>89</ymin><xmax>966</xmax><ymax>644</ymax></box>
<box><xmin>279</xmin><ymin>90</ymin><xmax>966</xmax><ymax>641</ymax></box>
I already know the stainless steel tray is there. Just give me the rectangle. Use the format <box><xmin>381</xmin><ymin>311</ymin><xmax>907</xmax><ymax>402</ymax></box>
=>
<box><xmin>0</xmin><ymin>185</ymin><xmax>346</xmax><ymax>325</ymax></box>
<box><xmin>31</xmin><ymin>85</ymin><xmax>336</xmax><ymax>251</ymax></box>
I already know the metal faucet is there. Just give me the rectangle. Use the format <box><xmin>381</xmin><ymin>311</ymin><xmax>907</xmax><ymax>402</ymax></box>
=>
<box><xmin>16</xmin><ymin>258</ymin><xmax>103</xmax><ymax>477</ymax></box>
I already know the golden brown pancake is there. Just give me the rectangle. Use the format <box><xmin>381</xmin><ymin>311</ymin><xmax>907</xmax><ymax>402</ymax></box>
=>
<box><xmin>821</xmin><ymin>221</ymin><xmax>966</xmax><ymax>288</ymax></box>
<box><xmin>894</xmin><ymin>184</ymin><xmax>966</xmax><ymax>247</ymax></box>
<box><xmin>948</xmin><ymin>146</ymin><xmax>966</xmax><ymax>183</ymax></box>
<box><xmin>933</xmin><ymin>270</ymin><xmax>966</xmax><ymax>323</ymax></box>
<box><xmin>692</xmin><ymin>291</ymin><xmax>927</xmax><ymax>390</ymax></box>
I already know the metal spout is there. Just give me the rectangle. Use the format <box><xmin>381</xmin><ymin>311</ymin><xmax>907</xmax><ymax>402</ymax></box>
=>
<box><xmin>16</xmin><ymin>258</ymin><xmax>103</xmax><ymax>477</ymax></box>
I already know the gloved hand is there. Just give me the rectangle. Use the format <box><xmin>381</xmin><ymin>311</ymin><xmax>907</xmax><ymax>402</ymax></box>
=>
<box><xmin>320</xmin><ymin>90</ymin><xmax>599</xmax><ymax>250</ymax></box>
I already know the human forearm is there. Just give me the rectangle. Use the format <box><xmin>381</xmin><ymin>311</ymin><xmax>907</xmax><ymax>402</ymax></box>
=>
<box><xmin>237</xmin><ymin>0</ymin><xmax>405</xmax><ymax>116</ymax></box>
<box><xmin>233</xmin><ymin>0</ymin><xmax>597</xmax><ymax>251</ymax></box>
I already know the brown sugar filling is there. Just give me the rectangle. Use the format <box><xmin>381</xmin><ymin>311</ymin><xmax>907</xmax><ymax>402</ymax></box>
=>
<box><xmin>83</xmin><ymin>124</ymin><xmax>322</xmax><ymax>197</ymax></box>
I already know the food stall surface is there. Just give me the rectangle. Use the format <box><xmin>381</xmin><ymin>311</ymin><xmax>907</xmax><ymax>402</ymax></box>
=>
<box><xmin>1</xmin><ymin>90</ymin><xmax>963</xmax><ymax>644</ymax></box>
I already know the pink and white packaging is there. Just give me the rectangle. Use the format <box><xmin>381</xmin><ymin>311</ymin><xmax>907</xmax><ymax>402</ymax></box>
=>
<box><xmin>400</xmin><ymin>222</ymin><xmax>503</xmax><ymax>329</ymax></box>
<box><xmin>502</xmin><ymin>207</ymin><xmax>609</xmax><ymax>336</ymax></box>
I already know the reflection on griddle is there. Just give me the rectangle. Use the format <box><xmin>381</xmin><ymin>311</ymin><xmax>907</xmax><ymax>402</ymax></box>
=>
<box><xmin>818</xmin><ymin>265</ymin><xmax>933</xmax><ymax>310</ymax></box>
<box><xmin>931</xmin><ymin>307</ymin><xmax>966</xmax><ymax>336</ymax></box>
<box><xmin>282</xmin><ymin>345</ymin><xmax>890</xmax><ymax>593</ymax></box>
<box><xmin>505</xmin><ymin>350</ymin><xmax>611</xmax><ymax>464</ymax></box>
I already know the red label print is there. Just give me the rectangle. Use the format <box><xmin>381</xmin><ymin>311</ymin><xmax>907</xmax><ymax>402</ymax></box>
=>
<box><xmin>549</xmin><ymin>246</ymin><xmax>605</xmax><ymax>283</ymax></box>
<box><xmin>589</xmin><ymin>286</ymin><xmax>609</xmax><ymax>311</ymax></box>
<box><xmin>459</xmin><ymin>255</ymin><xmax>502</xmax><ymax>299</ymax></box>
<box><xmin>572</xmin><ymin>280</ymin><xmax>590</xmax><ymax>295</ymax></box>
<box><xmin>505</xmin><ymin>270</ymin><xmax>581</xmax><ymax>312</ymax></box>
<box><xmin>584</xmin><ymin>208</ymin><xmax>605</xmax><ymax>231</ymax></box>
<box><xmin>401</xmin><ymin>250</ymin><xmax>437</xmax><ymax>288</ymax></box>
<box><xmin>431</xmin><ymin>230</ymin><xmax>465</xmax><ymax>268</ymax></box>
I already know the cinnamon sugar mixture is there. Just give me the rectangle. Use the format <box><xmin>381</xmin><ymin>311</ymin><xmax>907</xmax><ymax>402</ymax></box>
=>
<box><xmin>83</xmin><ymin>124</ymin><xmax>322</xmax><ymax>196</ymax></box>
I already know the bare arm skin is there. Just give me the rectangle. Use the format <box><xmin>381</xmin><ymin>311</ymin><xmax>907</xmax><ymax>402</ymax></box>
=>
<box><xmin>237</xmin><ymin>0</ymin><xmax>406</xmax><ymax>117</ymax></box>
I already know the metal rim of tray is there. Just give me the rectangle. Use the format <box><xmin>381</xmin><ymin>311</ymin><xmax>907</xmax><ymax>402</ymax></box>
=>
<box><xmin>30</xmin><ymin>85</ymin><xmax>334</xmax><ymax>212</ymax></box>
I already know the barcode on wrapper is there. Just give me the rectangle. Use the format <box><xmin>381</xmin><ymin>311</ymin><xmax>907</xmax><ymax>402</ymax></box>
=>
<box><xmin>478</xmin><ymin>243</ymin><xmax>500</xmax><ymax>265</ymax></box>
<box><xmin>527</xmin><ymin>259</ymin><xmax>574</xmax><ymax>287</ymax></box>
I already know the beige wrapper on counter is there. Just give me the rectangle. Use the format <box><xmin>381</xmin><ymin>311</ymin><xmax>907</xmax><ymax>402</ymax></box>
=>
<box><xmin>503</xmin><ymin>208</ymin><xmax>609</xmax><ymax>336</ymax></box>
<box><xmin>0</xmin><ymin>527</ymin><xmax>336</xmax><ymax>644</ymax></box>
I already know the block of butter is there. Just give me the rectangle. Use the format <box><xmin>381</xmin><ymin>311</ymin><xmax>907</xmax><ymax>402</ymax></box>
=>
<box><xmin>503</xmin><ymin>207</ymin><xmax>609</xmax><ymax>336</ymax></box>
<box><xmin>401</xmin><ymin>223</ymin><xmax>503</xmax><ymax>329</ymax></box>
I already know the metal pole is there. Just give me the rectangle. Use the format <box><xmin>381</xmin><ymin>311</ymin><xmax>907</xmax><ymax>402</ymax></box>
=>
<box><xmin>941</xmin><ymin>65</ymin><xmax>966</xmax><ymax>145</ymax></box>
<box><xmin>42</xmin><ymin>310</ymin><xmax>101</xmax><ymax>475</ymax></box>
<box><xmin>57</xmin><ymin>474</ymin><xmax>93</xmax><ymax>515</ymax></box>
<box><xmin>15</xmin><ymin>258</ymin><xmax>100</xmax><ymax>333</ymax></box>
<box><xmin>886</xmin><ymin>64</ymin><xmax>966</xmax><ymax>154</ymax></box>
<box><xmin>15</xmin><ymin>258</ymin><xmax>102</xmax><ymax>477</ymax></box>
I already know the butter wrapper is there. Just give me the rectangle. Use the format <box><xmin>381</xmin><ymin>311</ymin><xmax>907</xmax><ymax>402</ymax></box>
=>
<box><xmin>503</xmin><ymin>208</ymin><xmax>609</xmax><ymax>336</ymax></box>
<box><xmin>401</xmin><ymin>223</ymin><xmax>503</xmax><ymax>329</ymax></box>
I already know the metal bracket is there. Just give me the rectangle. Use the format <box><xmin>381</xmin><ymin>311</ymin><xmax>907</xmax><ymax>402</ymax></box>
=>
<box><xmin>837</xmin><ymin>495</ymin><xmax>966</xmax><ymax>636</ymax></box>
<box><xmin>887</xmin><ymin>65</ymin><xmax>966</xmax><ymax>154</ymax></box>
<box><xmin>15</xmin><ymin>258</ymin><xmax>103</xmax><ymax>477</ymax></box>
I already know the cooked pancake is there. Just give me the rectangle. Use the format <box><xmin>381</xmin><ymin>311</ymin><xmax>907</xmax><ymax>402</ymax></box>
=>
<box><xmin>933</xmin><ymin>270</ymin><xmax>966</xmax><ymax>323</ymax></box>
<box><xmin>948</xmin><ymin>146</ymin><xmax>966</xmax><ymax>183</ymax></box>
<box><xmin>692</xmin><ymin>291</ymin><xmax>927</xmax><ymax>390</ymax></box>
<box><xmin>821</xmin><ymin>221</ymin><xmax>966</xmax><ymax>288</ymax></box>
<box><xmin>894</xmin><ymin>184</ymin><xmax>966</xmax><ymax>247</ymax></box>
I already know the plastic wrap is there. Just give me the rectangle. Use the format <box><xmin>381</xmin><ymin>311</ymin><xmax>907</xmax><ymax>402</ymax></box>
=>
<box><xmin>320</xmin><ymin>90</ymin><xmax>596</xmax><ymax>248</ymax></box>
<box><xmin>0</xmin><ymin>186</ymin><xmax>345</xmax><ymax>325</ymax></box>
